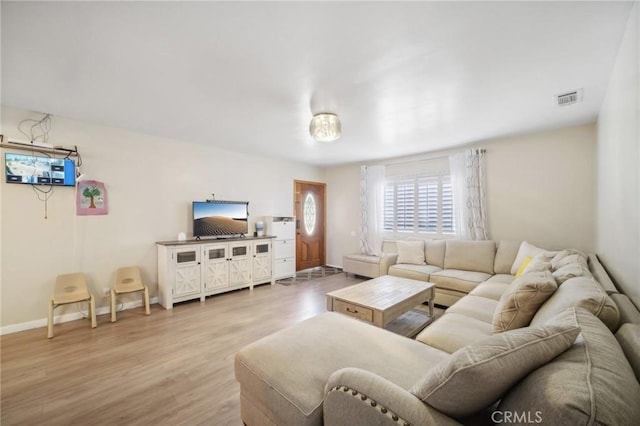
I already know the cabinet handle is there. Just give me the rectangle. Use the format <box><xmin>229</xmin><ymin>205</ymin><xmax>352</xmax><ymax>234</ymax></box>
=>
<box><xmin>346</xmin><ymin>307</ymin><xmax>359</xmax><ymax>314</ymax></box>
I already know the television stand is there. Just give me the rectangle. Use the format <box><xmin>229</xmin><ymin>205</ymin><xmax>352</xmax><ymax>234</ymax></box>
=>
<box><xmin>156</xmin><ymin>236</ymin><xmax>276</xmax><ymax>309</ymax></box>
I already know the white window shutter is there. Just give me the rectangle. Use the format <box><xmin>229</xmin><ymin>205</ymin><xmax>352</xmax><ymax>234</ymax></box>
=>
<box><xmin>384</xmin><ymin>173</ymin><xmax>456</xmax><ymax>236</ymax></box>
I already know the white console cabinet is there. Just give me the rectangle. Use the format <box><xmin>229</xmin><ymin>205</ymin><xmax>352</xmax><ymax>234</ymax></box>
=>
<box><xmin>157</xmin><ymin>236</ymin><xmax>273</xmax><ymax>309</ymax></box>
<box><xmin>252</xmin><ymin>240</ymin><xmax>273</xmax><ymax>283</ymax></box>
<box><xmin>265</xmin><ymin>216</ymin><xmax>296</xmax><ymax>280</ymax></box>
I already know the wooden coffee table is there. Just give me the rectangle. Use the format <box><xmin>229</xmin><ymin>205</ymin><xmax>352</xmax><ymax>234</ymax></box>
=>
<box><xmin>326</xmin><ymin>275</ymin><xmax>435</xmax><ymax>337</ymax></box>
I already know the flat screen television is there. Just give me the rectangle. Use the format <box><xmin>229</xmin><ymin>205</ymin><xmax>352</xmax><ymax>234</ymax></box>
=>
<box><xmin>5</xmin><ymin>153</ymin><xmax>76</xmax><ymax>186</ymax></box>
<box><xmin>193</xmin><ymin>200</ymin><xmax>249</xmax><ymax>238</ymax></box>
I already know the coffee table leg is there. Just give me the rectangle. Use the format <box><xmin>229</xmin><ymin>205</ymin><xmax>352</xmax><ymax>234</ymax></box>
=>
<box><xmin>429</xmin><ymin>288</ymin><xmax>434</xmax><ymax>317</ymax></box>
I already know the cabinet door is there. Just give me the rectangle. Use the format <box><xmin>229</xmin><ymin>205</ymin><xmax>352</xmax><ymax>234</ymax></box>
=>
<box><xmin>274</xmin><ymin>239</ymin><xmax>295</xmax><ymax>259</ymax></box>
<box><xmin>203</xmin><ymin>244</ymin><xmax>229</xmax><ymax>290</ymax></box>
<box><xmin>253</xmin><ymin>241</ymin><xmax>272</xmax><ymax>281</ymax></box>
<box><xmin>174</xmin><ymin>248</ymin><xmax>201</xmax><ymax>297</ymax></box>
<box><xmin>273</xmin><ymin>221</ymin><xmax>296</xmax><ymax>239</ymax></box>
<box><xmin>274</xmin><ymin>258</ymin><xmax>295</xmax><ymax>279</ymax></box>
<box><xmin>229</xmin><ymin>242</ymin><xmax>251</xmax><ymax>286</ymax></box>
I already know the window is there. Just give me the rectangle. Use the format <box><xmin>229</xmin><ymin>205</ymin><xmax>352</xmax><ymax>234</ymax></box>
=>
<box><xmin>303</xmin><ymin>193</ymin><xmax>316</xmax><ymax>235</ymax></box>
<box><xmin>384</xmin><ymin>173</ymin><xmax>454</xmax><ymax>235</ymax></box>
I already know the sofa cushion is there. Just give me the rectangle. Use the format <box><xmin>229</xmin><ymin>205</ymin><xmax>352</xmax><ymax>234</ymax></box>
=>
<box><xmin>610</xmin><ymin>293</ymin><xmax>640</xmax><ymax>325</ymax></box>
<box><xmin>388</xmin><ymin>263</ymin><xmax>442</xmax><ymax>282</ymax></box>
<box><xmin>530</xmin><ymin>276</ymin><xmax>619</xmax><ymax>332</ymax></box>
<box><xmin>550</xmin><ymin>249</ymin><xmax>588</xmax><ymax>270</ymax></box>
<box><xmin>234</xmin><ymin>312</ymin><xmax>449</xmax><ymax>426</ymax></box>
<box><xmin>430</xmin><ymin>269</ymin><xmax>491</xmax><ymax>294</ymax></box>
<box><xmin>552</xmin><ymin>262</ymin><xmax>592</xmax><ymax>285</ymax></box>
<box><xmin>469</xmin><ymin>281</ymin><xmax>510</xmax><ymax>301</ymax></box>
<box><xmin>587</xmin><ymin>253</ymin><xmax>619</xmax><ymax>295</ymax></box>
<box><xmin>410</xmin><ymin>323</ymin><xmax>579</xmax><ymax>418</ymax></box>
<box><xmin>415</xmin><ymin>313</ymin><xmax>493</xmax><ymax>353</ymax></box>
<box><xmin>484</xmin><ymin>274</ymin><xmax>515</xmax><ymax>284</ymax></box>
<box><xmin>396</xmin><ymin>240</ymin><xmax>425</xmax><ymax>265</ymax></box>
<box><xmin>444</xmin><ymin>240</ymin><xmax>496</xmax><ymax>274</ymax></box>
<box><xmin>616</xmin><ymin>323</ymin><xmax>640</xmax><ymax>383</ymax></box>
<box><xmin>445</xmin><ymin>295</ymin><xmax>498</xmax><ymax>324</ymax></box>
<box><xmin>510</xmin><ymin>241</ymin><xmax>556</xmax><ymax>275</ymax></box>
<box><xmin>499</xmin><ymin>307</ymin><xmax>640</xmax><ymax>424</ymax></box>
<box><xmin>425</xmin><ymin>239</ymin><xmax>446</xmax><ymax>268</ymax></box>
<box><xmin>492</xmin><ymin>271</ymin><xmax>557</xmax><ymax>333</ymax></box>
<box><xmin>494</xmin><ymin>240</ymin><xmax>521</xmax><ymax>275</ymax></box>
<box><xmin>381</xmin><ymin>240</ymin><xmax>397</xmax><ymax>254</ymax></box>
<box><xmin>433</xmin><ymin>289</ymin><xmax>467</xmax><ymax>308</ymax></box>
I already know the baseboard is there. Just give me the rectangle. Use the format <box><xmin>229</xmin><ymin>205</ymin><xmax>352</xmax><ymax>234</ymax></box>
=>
<box><xmin>0</xmin><ymin>297</ymin><xmax>159</xmax><ymax>336</ymax></box>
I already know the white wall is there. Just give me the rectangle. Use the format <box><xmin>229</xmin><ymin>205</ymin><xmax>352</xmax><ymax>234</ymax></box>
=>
<box><xmin>485</xmin><ymin>125</ymin><xmax>596</xmax><ymax>251</ymax></box>
<box><xmin>0</xmin><ymin>106</ymin><xmax>321</xmax><ymax>328</ymax></box>
<box><xmin>324</xmin><ymin>124</ymin><xmax>597</xmax><ymax>267</ymax></box>
<box><xmin>321</xmin><ymin>165</ymin><xmax>361</xmax><ymax>267</ymax></box>
<box><xmin>596</xmin><ymin>1</ymin><xmax>640</xmax><ymax>308</ymax></box>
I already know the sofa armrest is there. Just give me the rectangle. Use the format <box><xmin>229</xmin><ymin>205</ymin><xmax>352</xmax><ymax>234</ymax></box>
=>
<box><xmin>323</xmin><ymin>367</ymin><xmax>460</xmax><ymax>426</ymax></box>
<box><xmin>379</xmin><ymin>253</ymin><xmax>399</xmax><ymax>275</ymax></box>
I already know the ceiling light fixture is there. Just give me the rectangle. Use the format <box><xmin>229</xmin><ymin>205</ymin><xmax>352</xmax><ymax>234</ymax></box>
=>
<box><xmin>309</xmin><ymin>113</ymin><xmax>341</xmax><ymax>142</ymax></box>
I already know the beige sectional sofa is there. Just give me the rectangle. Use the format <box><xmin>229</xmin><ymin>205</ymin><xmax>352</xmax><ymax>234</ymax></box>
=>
<box><xmin>235</xmin><ymin>241</ymin><xmax>640</xmax><ymax>425</ymax></box>
<box><xmin>390</xmin><ymin>239</ymin><xmax>507</xmax><ymax>307</ymax></box>
<box><xmin>344</xmin><ymin>239</ymin><xmax>520</xmax><ymax>306</ymax></box>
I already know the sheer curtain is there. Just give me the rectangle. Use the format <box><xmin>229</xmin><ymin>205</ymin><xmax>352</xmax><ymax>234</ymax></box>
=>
<box><xmin>359</xmin><ymin>165</ymin><xmax>385</xmax><ymax>256</ymax></box>
<box><xmin>449</xmin><ymin>149</ymin><xmax>488</xmax><ymax>240</ymax></box>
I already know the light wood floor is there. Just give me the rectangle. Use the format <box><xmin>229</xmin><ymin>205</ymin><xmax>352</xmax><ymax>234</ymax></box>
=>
<box><xmin>0</xmin><ymin>273</ymin><xmax>368</xmax><ymax>425</ymax></box>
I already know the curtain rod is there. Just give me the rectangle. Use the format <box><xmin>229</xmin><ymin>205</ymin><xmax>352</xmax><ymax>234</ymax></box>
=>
<box><xmin>377</xmin><ymin>154</ymin><xmax>449</xmax><ymax>168</ymax></box>
<box><xmin>379</xmin><ymin>148</ymin><xmax>485</xmax><ymax>167</ymax></box>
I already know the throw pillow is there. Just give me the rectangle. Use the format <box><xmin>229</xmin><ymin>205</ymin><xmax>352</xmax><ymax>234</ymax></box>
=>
<box><xmin>492</xmin><ymin>271</ymin><xmax>558</xmax><ymax>333</ymax></box>
<box><xmin>500</xmin><ymin>308</ymin><xmax>640</xmax><ymax>424</ymax></box>
<box><xmin>409</xmin><ymin>323</ymin><xmax>580</xmax><ymax>418</ymax></box>
<box><xmin>550</xmin><ymin>249</ymin><xmax>587</xmax><ymax>270</ymax></box>
<box><xmin>396</xmin><ymin>240</ymin><xmax>425</xmax><ymax>265</ymax></box>
<box><xmin>552</xmin><ymin>262</ymin><xmax>592</xmax><ymax>285</ymax></box>
<box><xmin>515</xmin><ymin>256</ymin><xmax>532</xmax><ymax>278</ymax></box>
<box><xmin>522</xmin><ymin>257</ymin><xmax>552</xmax><ymax>275</ymax></box>
<box><xmin>510</xmin><ymin>242</ymin><xmax>556</xmax><ymax>275</ymax></box>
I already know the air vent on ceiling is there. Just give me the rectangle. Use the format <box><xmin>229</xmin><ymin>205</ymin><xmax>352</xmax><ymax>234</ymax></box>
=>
<box><xmin>556</xmin><ymin>89</ymin><xmax>583</xmax><ymax>106</ymax></box>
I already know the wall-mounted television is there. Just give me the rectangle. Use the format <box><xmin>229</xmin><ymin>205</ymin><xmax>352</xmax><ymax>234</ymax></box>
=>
<box><xmin>5</xmin><ymin>153</ymin><xmax>76</xmax><ymax>186</ymax></box>
<box><xmin>193</xmin><ymin>200</ymin><xmax>249</xmax><ymax>238</ymax></box>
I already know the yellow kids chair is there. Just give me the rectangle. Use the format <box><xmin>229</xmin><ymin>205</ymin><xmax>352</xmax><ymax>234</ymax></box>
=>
<box><xmin>48</xmin><ymin>273</ymin><xmax>97</xmax><ymax>338</ymax></box>
<box><xmin>111</xmin><ymin>266</ymin><xmax>150</xmax><ymax>322</ymax></box>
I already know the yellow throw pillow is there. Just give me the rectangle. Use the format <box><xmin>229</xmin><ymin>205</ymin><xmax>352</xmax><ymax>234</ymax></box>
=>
<box><xmin>515</xmin><ymin>256</ymin><xmax>532</xmax><ymax>277</ymax></box>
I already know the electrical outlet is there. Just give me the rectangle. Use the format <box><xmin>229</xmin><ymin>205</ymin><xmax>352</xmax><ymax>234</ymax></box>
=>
<box><xmin>103</xmin><ymin>288</ymin><xmax>111</xmax><ymax>296</ymax></box>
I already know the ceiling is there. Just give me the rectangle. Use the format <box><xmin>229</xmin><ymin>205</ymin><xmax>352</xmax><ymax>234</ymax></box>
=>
<box><xmin>1</xmin><ymin>1</ymin><xmax>634</xmax><ymax>166</ymax></box>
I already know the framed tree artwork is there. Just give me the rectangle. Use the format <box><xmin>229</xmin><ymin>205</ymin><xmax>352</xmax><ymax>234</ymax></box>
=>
<box><xmin>77</xmin><ymin>180</ymin><xmax>108</xmax><ymax>215</ymax></box>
